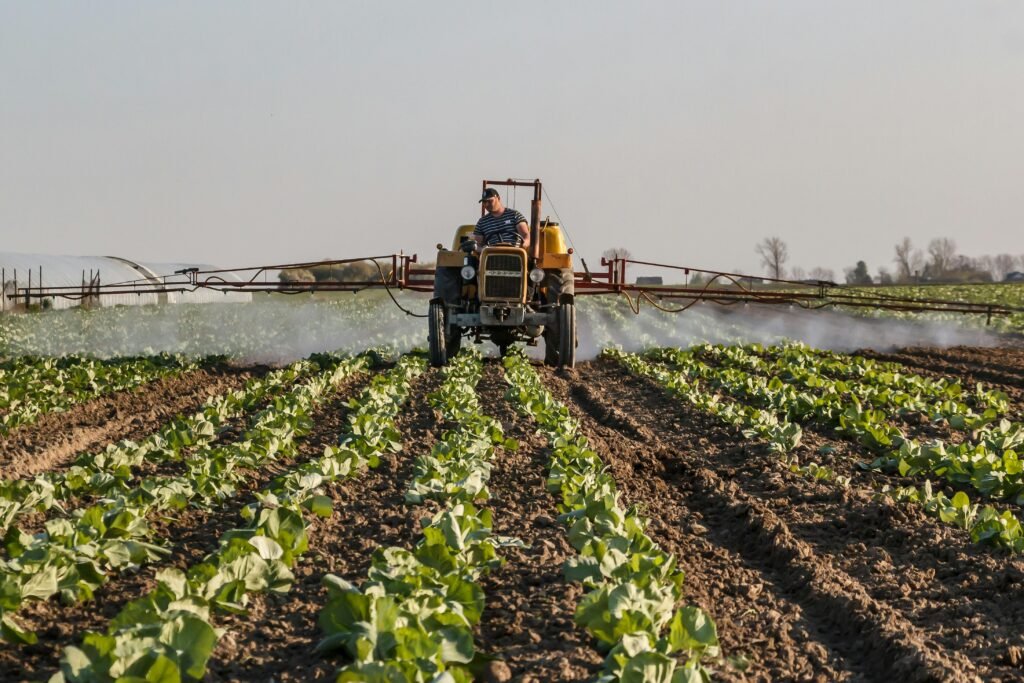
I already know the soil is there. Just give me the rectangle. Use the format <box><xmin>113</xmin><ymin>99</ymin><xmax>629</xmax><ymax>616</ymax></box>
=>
<box><xmin>6</xmin><ymin>345</ymin><xmax>1024</xmax><ymax>682</ymax></box>
<box><xmin>0</xmin><ymin>364</ymin><xmax>264</xmax><ymax>481</ymax></box>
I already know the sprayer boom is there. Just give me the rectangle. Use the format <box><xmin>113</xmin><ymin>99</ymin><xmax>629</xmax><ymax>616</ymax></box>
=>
<box><xmin>5</xmin><ymin>253</ymin><xmax>1021</xmax><ymax>323</ymax></box>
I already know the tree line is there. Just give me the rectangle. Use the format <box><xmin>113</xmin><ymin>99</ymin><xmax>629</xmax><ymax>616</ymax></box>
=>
<box><xmin>754</xmin><ymin>236</ymin><xmax>1024</xmax><ymax>285</ymax></box>
<box><xmin>277</xmin><ymin>260</ymin><xmax>390</xmax><ymax>284</ymax></box>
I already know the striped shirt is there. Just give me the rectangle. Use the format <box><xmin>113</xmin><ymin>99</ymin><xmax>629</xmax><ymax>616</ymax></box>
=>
<box><xmin>474</xmin><ymin>209</ymin><xmax>527</xmax><ymax>246</ymax></box>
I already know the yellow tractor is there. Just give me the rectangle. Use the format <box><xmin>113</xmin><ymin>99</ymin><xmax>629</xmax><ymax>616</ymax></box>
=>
<box><xmin>429</xmin><ymin>179</ymin><xmax>577</xmax><ymax>367</ymax></box>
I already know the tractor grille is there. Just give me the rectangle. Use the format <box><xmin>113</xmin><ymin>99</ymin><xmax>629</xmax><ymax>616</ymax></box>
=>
<box><xmin>483</xmin><ymin>253</ymin><xmax>525</xmax><ymax>300</ymax></box>
<box><xmin>486</xmin><ymin>255</ymin><xmax>522</xmax><ymax>272</ymax></box>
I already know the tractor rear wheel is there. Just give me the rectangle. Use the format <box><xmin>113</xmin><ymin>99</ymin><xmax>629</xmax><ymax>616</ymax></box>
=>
<box><xmin>428</xmin><ymin>301</ymin><xmax>448</xmax><ymax>367</ymax></box>
<box><xmin>557</xmin><ymin>302</ymin><xmax>576</xmax><ymax>369</ymax></box>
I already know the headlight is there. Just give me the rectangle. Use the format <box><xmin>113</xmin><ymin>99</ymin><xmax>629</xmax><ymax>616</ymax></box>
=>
<box><xmin>529</xmin><ymin>268</ymin><xmax>545</xmax><ymax>284</ymax></box>
<box><xmin>460</xmin><ymin>265</ymin><xmax>476</xmax><ymax>280</ymax></box>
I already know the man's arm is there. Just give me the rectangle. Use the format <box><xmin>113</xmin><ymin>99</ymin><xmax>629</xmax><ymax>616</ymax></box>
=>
<box><xmin>517</xmin><ymin>221</ymin><xmax>530</xmax><ymax>249</ymax></box>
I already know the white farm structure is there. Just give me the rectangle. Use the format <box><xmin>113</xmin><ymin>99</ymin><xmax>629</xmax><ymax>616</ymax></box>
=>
<box><xmin>1</xmin><ymin>252</ymin><xmax>253</xmax><ymax>312</ymax></box>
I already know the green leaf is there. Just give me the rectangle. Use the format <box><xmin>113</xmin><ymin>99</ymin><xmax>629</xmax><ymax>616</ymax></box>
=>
<box><xmin>159</xmin><ymin>613</ymin><xmax>218</xmax><ymax>679</ymax></box>
<box><xmin>1</xmin><ymin>613</ymin><xmax>37</xmax><ymax>645</ymax></box>
<box><xmin>667</xmin><ymin>607</ymin><xmax>718</xmax><ymax>656</ymax></box>
<box><xmin>21</xmin><ymin>567</ymin><xmax>59</xmax><ymax>601</ymax></box>
<box><xmin>142</xmin><ymin>653</ymin><xmax>183</xmax><ymax>683</ymax></box>
<box><xmin>620</xmin><ymin>651</ymin><xmax>676</xmax><ymax>683</ymax></box>
<box><xmin>248</xmin><ymin>536</ymin><xmax>284</xmax><ymax>561</ymax></box>
<box><xmin>438</xmin><ymin>625</ymin><xmax>475</xmax><ymax>663</ymax></box>
<box><xmin>304</xmin><ymin>495</ymin><xmax>334</xmax><ymax>518</ymax></box>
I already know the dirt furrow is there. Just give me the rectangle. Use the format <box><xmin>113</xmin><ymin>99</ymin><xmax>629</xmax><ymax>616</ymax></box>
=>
<box><xmin>541</xmin><ymin>360</ymin><xmax>996</xmax><ymax>682</ymax></box>
<box><xmin>205</xmin><ymin>368</ymin><xmax>444</xmax><ymax>682</ymax></box>
<box><xmin>539</xmin><ymin>365</ymin><xmax>856</xmax><ymax>682</ymax></box>
<box><xmin>0</xmin><ymin>370</ymin><xmax>371</xmax><ymax>683</ymax></box>
<box><xmin>473</xmin><ymin>363</ymin><xmax>603</xmax><ymax>681</ymax></box>
<box><xmin>610</xmin><ymin>354</ymin><xmax>1024</xmax><ymax>682</ymax></box>
<box><xmin>0</xmin><ymin>364</ymin><xmax>264</xmax><ymax>481</ymax></box>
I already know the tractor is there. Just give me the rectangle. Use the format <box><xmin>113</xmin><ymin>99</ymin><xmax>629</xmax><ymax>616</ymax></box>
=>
<box><xmin>428</xmin><ymin>179</ymin><xmax>577</xmax><ymax>368</ymax></box>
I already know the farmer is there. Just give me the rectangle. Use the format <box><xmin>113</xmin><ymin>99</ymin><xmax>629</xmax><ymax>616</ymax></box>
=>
<box><xmin>472</xmin><ymin>187</ymin><xmax>530</xmax><ymax>250</ymax></box>
<box><xmin>433</xmin><ymin>188</ymin><xmax>532</xmax><ymax>305</ymax></box>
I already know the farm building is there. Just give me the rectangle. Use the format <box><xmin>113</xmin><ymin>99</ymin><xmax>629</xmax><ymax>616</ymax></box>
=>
<box><xmin>635</xmin><ymin>276</ymin><xmax>664</xmax><ymax>285</ymax></box>
<box><xmin>0</xmin><ymin>251</ymin><xmax>252</xmax><ymax>312</ymax></box>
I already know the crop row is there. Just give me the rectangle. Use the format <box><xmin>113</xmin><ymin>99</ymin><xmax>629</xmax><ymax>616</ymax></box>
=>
<box><xmin>503</xmin><ymin>351</ymin><xmax>719</xmax><ymax>682</ymax></box>
<box><xmin>0</xmin><ymin>353</ymin><xmax>197</xmax><ymax>434</ymax></box>
<box><xmin>611</xmin><ymin>348</ymin><xmax>1024</xmax><ymax>553</ymax></box>
<box><xmin>0</xmin><ymin>358</ymin><xmax>318</xmax><ymax>535</ymax></box>
<box><xmin>693</xmin><ymin>342</ymin><xmax>1010</xmax><ymax>428</ymax></box>
<box><xmin>2</xmin><ymin>354</ymin><xmax>367</xmax><ymax>646</ymax></box>
<box><xmin>53</xmin><ymin>354</ymin><xmax>425</xmax><ymax>681</ymax></box>
<box><xmin>651</xmin><ymin>345</ymin><xmax>1024</xmax><ymax>503</ymax></box>
<box><xmin>319</xmin><ymin>348</ymin><xmax>515</xmax><ymax>681</ymax></box>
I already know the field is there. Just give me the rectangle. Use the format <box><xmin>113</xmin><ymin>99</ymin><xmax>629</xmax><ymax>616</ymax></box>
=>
<box><xmin>2</xmin><ymin>298</ymin><xmax>1024</xmax><ymax>682</ymax></box>
<box><xmin>844</xmin><ymin>283</ymin><xmax>1024</xmax><ymax>335</ymax></box>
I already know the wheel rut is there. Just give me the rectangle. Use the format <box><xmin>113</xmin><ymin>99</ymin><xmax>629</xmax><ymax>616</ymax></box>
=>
<box><xmin>473</xmin><ymin>362</ymin><xmax>603</xmax><ymax>681</ymax></box>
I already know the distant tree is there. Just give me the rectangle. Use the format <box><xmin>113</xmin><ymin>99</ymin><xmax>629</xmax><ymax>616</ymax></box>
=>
<box><xmin>845</xmin><ymin>261</ymin><xmax>872</xmax><ymax>285</ymax></box>
<box><xmin>976</xmin><ymin>255</ymin><xmax>996</xmax><ymax>281</ymax></box>
<box><xmin>602</xmin><ymin>247</ymin><xmax>632</xmax><ymax>261</ymax></box>
<box><xmin>941</xmin><ymin>255</ymin><xmax>993</xmax><ymax>283</ymax></box>
<box><xmin>927</xmin><ymin>238</ymin><xmax>957</xmax><ymax>276</ymax></box>
<box><xmin>808</xmin><ymin>267</ymin><xmax>836</xmax><ymax>282</ymax></box>
<box><xmin>755</xmin><ymin>237</ymin><xmax>788</xmax><ymax>280</ymax></box>
<box><xmin>311</xmin><ymin>260</ymin><xmax>385</xmax><ymax>283</ymax></box>
<box><xmin>877</xmin><ymin>267</ymin><xmax>894</xmax><ymax>285</ymax></box>
<box><xmin>278</xmin><ymin>268</ymin><xmax>316</xmax><ymax>283</ymax></box>
<box><xmin>893</xmin><ymin>237</ymin><xmax>924</xmax><ymax>282</ymax></box>
<box><xmin>993</xmin><ymin>254</ymin><xmax>1016</xmax><ymax>280</ymax></box>
<box><xmin>790</xmin><ymin>266</ymin><xmax>806</xmax><ymax>281</ymax></box>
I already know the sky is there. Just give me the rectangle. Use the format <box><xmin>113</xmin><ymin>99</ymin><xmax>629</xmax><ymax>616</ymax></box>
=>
<box><xmin>1</xmin><ymin>1</ymin><xmax>1022</xmax><ymax>280</ymax></box>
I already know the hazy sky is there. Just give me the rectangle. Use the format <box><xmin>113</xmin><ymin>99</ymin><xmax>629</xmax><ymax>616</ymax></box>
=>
<box><xmin>2</xmin><ymin>1</ymin><xmax>1022</xmax><ymax>279</ymax></box>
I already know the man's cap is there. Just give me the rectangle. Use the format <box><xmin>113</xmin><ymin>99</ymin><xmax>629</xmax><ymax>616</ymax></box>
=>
<box><xmin>479</xmin><ymin>188</ymin><xmax>500</xmax><ymax>203</ymax></box>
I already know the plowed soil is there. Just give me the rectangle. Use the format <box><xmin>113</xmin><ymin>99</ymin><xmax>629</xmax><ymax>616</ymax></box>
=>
<box><xmin>536</xmin><ymin>357</ymin><xmax>1024</xmax><ymax>682</ymax></box>
<box><xmin>0</xmin><ymin>369</ymin><xmax>371</xmax><ymax>683</ymax></box>
<box><xmin>0</xmin><ymin>364</ymin><xmax>265</xmax><ymax>480</ymax></box>
<box><xmin>6</xmin><ymin>345</ymin><xmax>1024</xmax><ymax>682</ymax></box>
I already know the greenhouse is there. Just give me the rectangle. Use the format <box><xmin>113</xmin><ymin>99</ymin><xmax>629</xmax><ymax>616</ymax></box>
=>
<box><xmin>1</xmin><ymin>251</ymin><xmax>252</xmax><ymax>312</ymax></box>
